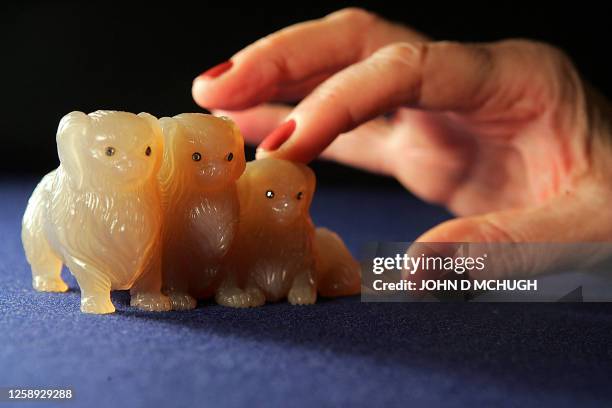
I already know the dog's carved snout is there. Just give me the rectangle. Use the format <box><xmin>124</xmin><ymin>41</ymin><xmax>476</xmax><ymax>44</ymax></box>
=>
<box><xmin>279</xmin><ymin>199</ymin><xmax>291</xmax><ymax>210</ymax></box>
<box><xmin>271</xmin><ymin>197</ymin><xmax>298</xmax><ymax>220</ymax></box>
<box><xmin>199</xmin><ymin>160</ymin><xmax>230</xmax><ymax>179</ymax></box>
<box><xmin>117</xmin><ymin>157</ymin><xmax>134</xmax><ymax>170</ymax></box>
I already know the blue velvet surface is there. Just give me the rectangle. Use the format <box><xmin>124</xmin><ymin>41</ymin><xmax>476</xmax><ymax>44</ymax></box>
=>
<box><xmin>1</xmin><ymin>177</ymin><xmax>612</xmax><ymax>408</ymax></box>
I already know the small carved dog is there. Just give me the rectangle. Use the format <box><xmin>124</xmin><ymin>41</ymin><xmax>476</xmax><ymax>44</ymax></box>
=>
<box><xmin>158</xmin><ymin>113</ymin><xmax>246</xmax><ymax>310</ymax></box>
<box><xmin>22</xmin><ymin>110</ymin><xmax>170</xmax><ymax>314</ymax></box>
<box><xmin>217</xmin><ymin>158</ymin><xmax>361</xmax><ymax>307</ymax></box>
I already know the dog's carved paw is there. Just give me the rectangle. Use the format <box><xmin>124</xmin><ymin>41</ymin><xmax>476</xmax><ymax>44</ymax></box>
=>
<box><xmin>246</xmin><ymin>287</ymin><xmax>266</xmax><ymax>307</ymax></box>
<box><xmin>33</xmin><ymin>276</ymin><xmax>68</xmax><ymax>293</ymax></box>
<box><xmin>81</xmin><ymin>295</ymin><xmax>116</xmax><ymax>314</ymax></box>
<box><xmin>288</xmin><ymin>285</ymin><xmax>316</xmax><ymax>305</ymax></box>
<box><xmin>166</xmin><ymin>292</ymin><xmax>197</xmax><ymax>311</ymax></box>
<box><xmin>216</xmin><ymin>287</ymin><xmax>265</xmax><ymax>308</ymax></box>
<box><xmin>131</xmin><ymin>292</ymin><xmax>172</xmax><ymax>312</ymax></box>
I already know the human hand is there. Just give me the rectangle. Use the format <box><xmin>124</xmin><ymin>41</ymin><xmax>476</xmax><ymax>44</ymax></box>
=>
<box><xmin>192</xmin><ymin>8</ymin><xmax>612</xmax><ymax>276</ymax></box>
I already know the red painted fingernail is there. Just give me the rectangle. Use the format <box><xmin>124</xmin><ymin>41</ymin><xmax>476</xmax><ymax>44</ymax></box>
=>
<box><xmin>200</xmin><ymin>60</ymin><xmax>233</xmax><ymax>79</ymax></box>
<box><xmin>258</xmin><ymin>119</ymin><xmax>296</xmax><ymax>152</ymax></box>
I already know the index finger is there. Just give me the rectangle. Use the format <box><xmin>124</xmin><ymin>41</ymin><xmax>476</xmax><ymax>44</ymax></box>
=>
<box><xmin>192</xmin><ymin>8</ymin><xmax>427</xmax><ymax>110</ymax></box>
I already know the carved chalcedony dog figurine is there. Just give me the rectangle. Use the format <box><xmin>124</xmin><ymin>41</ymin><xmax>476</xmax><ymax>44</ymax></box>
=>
<box><xmin>22</xmin><ymin>110</ymin><xmax>171</xmax><ymax>314</ymax></box>
<box><xmin>158</xmin><ymin>113</ymin><xmax>246</xmax><ymax>310</ymax></box>
<box><xmin>216</xmin><ymin>158</ymin><xmax>361</xmax><ymax>308</ymax></box>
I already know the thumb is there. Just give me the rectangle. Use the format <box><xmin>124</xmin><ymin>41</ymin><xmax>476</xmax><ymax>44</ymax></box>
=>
<box><xmin>414</xmin><ymin>189</ymin><xmax>612</xmax><ymax>279</ymax></box>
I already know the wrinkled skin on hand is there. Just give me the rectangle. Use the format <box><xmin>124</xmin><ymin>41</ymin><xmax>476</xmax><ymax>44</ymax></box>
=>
<box><xmin>193</xmin><ymin>8</ymin><xmax>612</xmax><ymax>277</ymax></box>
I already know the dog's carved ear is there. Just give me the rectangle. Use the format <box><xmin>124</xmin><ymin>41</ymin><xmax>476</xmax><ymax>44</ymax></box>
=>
<box><xmin>295</xmin><ymin>162</ymin><xmax>316</xmax><ymax>210</ymax></box>
<box><xmin>138</xmin><ymin>112</ymin><xmax>162</xmax><ymax>139</ymax></box>
<box><xmin>219</xmin><ymin>116</ymin><xmax>247</xmax><ymax>180</ymax></box>
<box><xmin>57</xmin><ymin>111</ymin><xmax>90</xmax><ymax>190</ymax></box>
<box><xmin>138</xmin><ymin>112</ymin><xmax>163</xmax><ymax>174</ymax></box>
<box><xmin>158</xmin><ymin>116</ymin><xmax>181</xmax><ymax>184</ymax></box>
<box><xmin>236</xmin><ymin>162</ymin><xmax>254</xmax><ymax>215</ymax></box>
<box><xmin>158</xmin><ymin>116</ymin><xmax>178</xmax><ymax>141</ymax></box>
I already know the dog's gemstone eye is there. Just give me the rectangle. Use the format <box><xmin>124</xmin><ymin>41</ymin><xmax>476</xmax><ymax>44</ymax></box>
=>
<box><xmin>105</xmin><ymin>146</ymin><xmax>115</xmax><ymax>157</ymax></box>
<box><xmin>226</xmin><ymin>152</ymin><xmax>234</xmax><ymax>162</ymax></box>
<box><xmin>192</xmin><ymin>152</ymin><xmax>202</xmax><ymax>162</ymax></box>
<box><xmin>266</xmin><ymin>190</ymin><xmax>274</xmax><ymax>199</ymax></box>
<box><xmin>296</xmin><ymin>191</ymin><xmax>303</xmax><ymax>200</ymax></box>
<box><xmin>145</xmin><ymin>146</ymin><xmax>152</xmax><ymax>156</ymax></box>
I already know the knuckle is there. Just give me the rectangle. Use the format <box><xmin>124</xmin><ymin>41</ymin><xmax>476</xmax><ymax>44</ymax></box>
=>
<box><xmin>436</xmin><ymin>41</ymin><xmax>494</xmax><ymax>68</ymax></box>
<box><xmin>255</xmin><ymin>34</ymin><xmax>285</xmax><ymax>53</ymax></box>
<box><xmin>480</xmin><ymin>216</ymin><xmax>520</xmax><ymax>243</ymax></box>
<box><xmin>314</xmin><ymin>83</ymin><xmax>345</xmax><ymax>107</ymax></box>
<box><xmin>497</xmin><ymin>39</ymin><xmax>574</xmax><ymax>68</ymax></box>
<box><xmin>430</xmin><ymin>40</ymin><xmax>464</xmax><ymax>51</ymax></box>
<box><xmin>497</xmin><ymin>39</ymin><xmax>581</xmax><ymax>94</ymax></box>
<box><xmin>328</xmin><ymin>7</ymin><xmax>378</xmax><ymax>27</ymax></box>
<box><xmin>376</xmin><ymin>42</ymin><xmax>427</xmax><ymax>68</ymax></box>
<box><xmin>537</xmin><ymin>42</ymin><xmax>575</xmax><ymax>70</ymax></box>
<box><xmin>310</xmin><ymin>82</ymin><xmax>358</xmax><ymax>128</ymax></box>
<box><xmin>327</xmin><ymin>8</ymin><xmax>381</xmax><ymax>58</ymax></box>
<box><xmin>503</xmin><ymin>38</ymin><xmax>558</xmax><ymax>55</ymax></box>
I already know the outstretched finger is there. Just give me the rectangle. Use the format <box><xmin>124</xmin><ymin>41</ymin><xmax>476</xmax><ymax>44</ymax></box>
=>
<box><xmin>257</xmin><ymin>40</ymin><xmax>538</xmax><ymax>163</ymax></box>
<box><xmin>193</xmin><ymin>8</ymin><xmax>427</xmax><ymax>110</ymax></box>
<box><xmin>214</xmin><ymin>105</ymin><xmax>395</xmax><ymax>175</ymax></box>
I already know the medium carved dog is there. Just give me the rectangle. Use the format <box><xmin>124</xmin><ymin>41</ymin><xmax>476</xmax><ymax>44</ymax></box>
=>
<box><xmin>158</xmin><ymin>113</ymin><xmax>246</xmax><ymax>310</ymax></box>
<box><xmin>22</xmin><ymin>110</ymin><xmax>170</xmax><ymax>314</ymax></box>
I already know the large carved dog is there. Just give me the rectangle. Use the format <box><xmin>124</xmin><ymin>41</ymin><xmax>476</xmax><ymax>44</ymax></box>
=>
<box><xmin>22</xmin><ymin>110</ymin><xmax>170</xmax><ymax>314</ymax></box>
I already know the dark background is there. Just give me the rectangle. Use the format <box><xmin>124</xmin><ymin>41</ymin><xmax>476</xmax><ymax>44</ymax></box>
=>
<box><xmin>2</xmin><ymin>1</ymin><xmax>611</xmax><ymax>184</ymax></box>
<box><xmin>3</xmin><ymin>6</ymin><xmax>612</xmax><ymax>405</ymax></box>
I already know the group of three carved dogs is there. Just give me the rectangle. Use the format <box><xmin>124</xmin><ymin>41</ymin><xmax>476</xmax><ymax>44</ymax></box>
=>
<box><xmin>22</xmin><ymin>111</ymin><xmax>360</xmax><ymax>314</ymax></box>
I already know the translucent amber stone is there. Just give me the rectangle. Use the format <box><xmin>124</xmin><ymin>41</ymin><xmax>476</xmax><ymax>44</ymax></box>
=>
<box><xmin>158</xmin><ymin>113</ymin><xmax>246</xmax><ymax>310</ymax></box>
<box><xmin>22</xmin><ymin>111</ymin><xmax>170</xmax><ymax>314</ymax></box>
<box><xmin>216</xmin><ymin>158</ymin><xmax>361</xmax><ymax>308</ymax></box>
